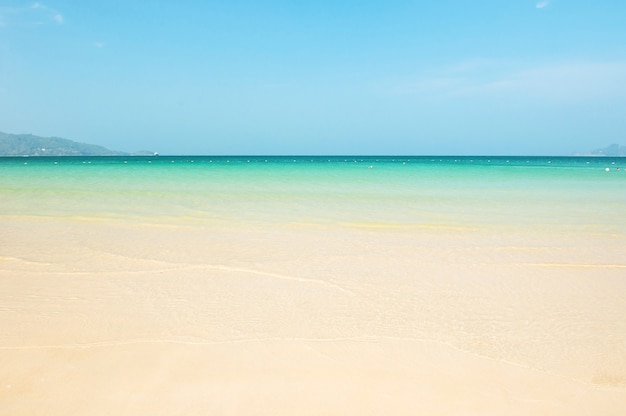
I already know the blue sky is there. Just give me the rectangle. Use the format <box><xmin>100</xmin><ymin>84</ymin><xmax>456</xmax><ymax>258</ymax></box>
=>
<box><xmin>1</xmin><ymin>1</ymin><xmax>625</xmax><ymax>155</ymax></box>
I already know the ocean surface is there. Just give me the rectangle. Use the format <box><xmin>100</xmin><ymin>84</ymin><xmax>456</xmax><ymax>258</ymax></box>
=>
<box><xmin>1</xmin><ymin>155</ymin><xmax>625</xmax><ymax>234</ymax></box>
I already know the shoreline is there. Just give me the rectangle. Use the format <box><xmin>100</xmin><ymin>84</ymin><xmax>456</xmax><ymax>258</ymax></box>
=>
<box><xmin>1</xmin><ymin>159</ymin><xmax>625</xmax><ymax>414</ymax></box>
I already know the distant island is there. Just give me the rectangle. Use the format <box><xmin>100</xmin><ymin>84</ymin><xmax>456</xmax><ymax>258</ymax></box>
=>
<box><xmin>2</xmin><ymin>130</ymin><xmax>624</xmax><ymax>157</ymax></box>
<box><xmin>0</xmin><ymin>132</ymin><xmax>155</xmax><ymax>156</ymax></box>
<box><xmin>586</xmin><ymin>143</ymin><xmax>626</xmax><ymax>156</ymax></box>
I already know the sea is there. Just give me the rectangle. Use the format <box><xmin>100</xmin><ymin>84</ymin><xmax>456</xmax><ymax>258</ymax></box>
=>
<box><xmin>1</xmin><ymin>155</ymin><xmax>625</xmax><ymax>235</ymax></box>
<box><xmin>2</xmin><ymin>155</ymin><xmax>626</xmax><ymax>390</ymax></box>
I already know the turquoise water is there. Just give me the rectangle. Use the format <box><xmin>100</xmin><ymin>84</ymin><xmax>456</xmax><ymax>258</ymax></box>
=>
<box><xmin>1</xmin><ymin>156</ymin><xmax>625</xmax><ymax>233</ymax></box>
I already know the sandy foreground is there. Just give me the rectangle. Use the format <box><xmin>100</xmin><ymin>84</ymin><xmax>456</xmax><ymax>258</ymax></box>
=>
<box><xmin>1</xmin><ymin>218</ymin><xmax>625</xmax><ymax>415</ymax></box>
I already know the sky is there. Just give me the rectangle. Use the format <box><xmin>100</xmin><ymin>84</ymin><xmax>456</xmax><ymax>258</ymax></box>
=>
<box><xmin>1</xmin><ymin>0</ymin><xmax>625</xmax><ymax>155</ymax></box>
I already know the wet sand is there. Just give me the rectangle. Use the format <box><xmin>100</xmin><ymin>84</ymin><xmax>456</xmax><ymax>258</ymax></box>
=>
<box><xmin>1</xmin><ymin>218</ymin><xmax>626</xmax><ymax>414</ymax></box>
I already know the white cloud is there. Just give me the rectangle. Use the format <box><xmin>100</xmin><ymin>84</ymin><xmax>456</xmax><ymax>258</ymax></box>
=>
<box><xmin>389</xmin><ymin>60</ymin><xmax>626</xmax><ymax>103</ymax></box>
<box><xmin>506</xmin><ymin>62</ymin><xmax>626</xmax><ymax>101</ymax></box>
<box><xmin>536</xmin><ymin>1</ymin><xmax>550</xmax><ymax>9</ymax></box>
<box><xmin>0</xmin><ymin>4</ymin><xmax>63</xmax><ymax>28</ymax></box>
<box><xmin>93</xmin><ymin>41</ymin><xmax>105</xmax><ymax>48</ymax></box>
<box><xmin>455</xmin><ymin>62</ymin><xmax>626</xmax><ymax>104</ymax></box>
<box><xmin>29</xmin><ymin>2</ymin><xmax>63</xmax><ymax>25</ymax></box>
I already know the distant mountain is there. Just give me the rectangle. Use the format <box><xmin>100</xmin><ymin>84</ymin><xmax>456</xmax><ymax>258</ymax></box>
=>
<box><xmin>0</xmin><ymin>132</ymin><xmax>131</xmax><ymax>156</ymax></box>
<box><xmin>589</xmin><ymin>143</ymin><xmax>626</xmax><ymax>156</ymax></box>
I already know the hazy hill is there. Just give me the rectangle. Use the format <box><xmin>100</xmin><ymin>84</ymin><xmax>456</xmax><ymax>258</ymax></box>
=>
<box><xmin>589</xmin><ymin>143</ymin><xmax>626</xmax><ymax>156</ymax></box>
<box><xmin>0</xmin><ymin>132</ymin><xmax>127</xmax><ymax>156</ymax></box>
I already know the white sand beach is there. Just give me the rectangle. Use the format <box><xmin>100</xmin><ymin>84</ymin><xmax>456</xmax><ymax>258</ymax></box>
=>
<box><xmin>1</xmin><ymin>217</ymin><xmax>625</xmax><ymax>415</ymax></box>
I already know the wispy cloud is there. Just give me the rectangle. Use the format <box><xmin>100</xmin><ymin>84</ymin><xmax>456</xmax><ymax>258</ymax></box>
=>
<box><xmin>0</xmin><ymin>3</ymin><xmax>64</xmax><ymax>27</ymax></box>
<box><xmin>506</xmin><ymin>62</ymin><xmax>626</xmax><ymax>101</ymax></box>
<box><xmin>387</xmin><ymin>59</ymin><xmax>514</xmax><ymax>98</ymax></box>
<box><xmin>31</xmin><ymin>2</ymin><xmax>64</xmax><ymax>25</ymax></box>
<box><xmin>389</xmin><ymin>60</ymin><xmax>626</xmax><ymax>103</ymax></box>
<box><xmin>536</xmin><ymin>1</ymin><xmax>550</xmax><ymax>9</ymax></box>
<box><xmin>92</xmin><ymin>41</ymin><xmax>105</xmax><ymax>49</ymax></box>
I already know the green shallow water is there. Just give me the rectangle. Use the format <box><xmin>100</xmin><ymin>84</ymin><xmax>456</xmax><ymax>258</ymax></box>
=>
<box><xmin>1</xmin><ymin>156</ymin><xmax>625</xmax><ymax>233</ymax></box>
